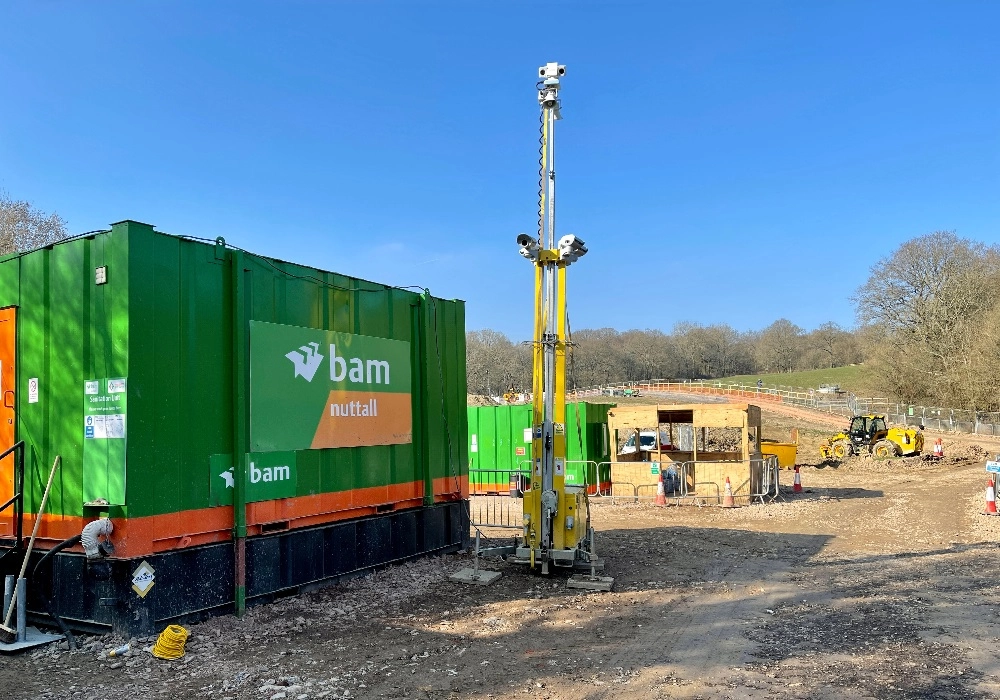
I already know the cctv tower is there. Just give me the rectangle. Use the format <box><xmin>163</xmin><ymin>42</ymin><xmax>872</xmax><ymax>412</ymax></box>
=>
<box><xmin>514</xmin><ymin>63</ymin><xmax>594</xmax><ymax>574</ymax></box>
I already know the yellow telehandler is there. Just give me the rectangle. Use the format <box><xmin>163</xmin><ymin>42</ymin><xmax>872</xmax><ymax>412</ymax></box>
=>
<box><xmin>819</xmin><ymin>414</ymin><xmax>923</xmax><ymax>460</ymax></box>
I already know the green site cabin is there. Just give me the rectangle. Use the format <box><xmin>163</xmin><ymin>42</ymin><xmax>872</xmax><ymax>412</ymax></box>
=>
<box><xmin>0</xmin><ymin>220</ymin><xmax>467</xmax><ymax>530</ymax></box>
<box><xmin>467</xmin><ymin>401</ymin><xmax>614</xmax><ymax>491</ymax></box>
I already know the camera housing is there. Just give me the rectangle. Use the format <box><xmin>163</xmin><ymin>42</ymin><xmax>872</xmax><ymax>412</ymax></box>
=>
<box><xmin>538</xmin><ymin>63</ymin><xmax>567</xmax><ymax>79</ymax></box>
<box><xmin>517</xmin><ymin>233</ymin><xmax>540</xmax><ymax>261</ymax></box>
<box><xmin>557</xmin><ymin>234</ymin><xmax>588</xmax><ymax>265</ymax></box>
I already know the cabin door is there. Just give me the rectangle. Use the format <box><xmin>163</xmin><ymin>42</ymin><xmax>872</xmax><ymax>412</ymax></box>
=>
<box><xmin>0</xmin><ymin>307</ymin><xmax>16</xmax><ymax>536</ymax></box>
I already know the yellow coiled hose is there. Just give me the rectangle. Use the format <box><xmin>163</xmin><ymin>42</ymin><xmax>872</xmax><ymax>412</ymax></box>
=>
<box><xmin>151</xmin><ymin>624</ymin><xmax>190</xmax><ymax>660</ymax></box>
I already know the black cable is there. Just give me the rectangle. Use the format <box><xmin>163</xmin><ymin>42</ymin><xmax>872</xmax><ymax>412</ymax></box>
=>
<box><xmin>172</xmin><ymin>234</ymin><xmax>431</xmax><ymax>297</ymax></box>
<box><xmin>30</xmin><ymin>534</ymin><xmax>81</xmax><ymax>650</ymax></box>
<box><xmin>536</xmin><ymin>104</ymin><xmax>545</xmax><ymax>242</ymax></box>
<box><xmin>426</xmin><ymin>297</ymin><xmax>459</xmax><ymax>495</ymax></box>
<box><xmin>567</xmin><ymin>310</ymin><xmax>593</xmax><ymax>544</ymax></box>
<box><xmin>422</xmin><ymin>296</ymin><xmax>490</xmax><ymax>551</ymax></box>
<box><xmin>1</xmin><ymin>230</ymin><xmax>111</xmax><ymax>263</ymax></box>
<box><xmin>15</xmin><ymin>227</ymin><xmax>431</xmax><ymax>298</ymax></box>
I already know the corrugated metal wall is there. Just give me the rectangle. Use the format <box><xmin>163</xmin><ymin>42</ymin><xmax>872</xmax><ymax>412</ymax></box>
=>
<box><xmin>0</xmin><ymin>231</ymin><xmax>129</xmax><ymax>532</ymax></box>
<box><xmin>128</xmin><ymin>221</ymin><xmax>468</xmax><ymax>521</ymax></box>
<box><xmin>467</xmin><ymin>402</ymin><xmax>614</xmax><ymax>489</ymax></box>
<box><xmin>0</xmin><ymin>221</ymin><xmax>467</xmax><ymax>548</ymax></box>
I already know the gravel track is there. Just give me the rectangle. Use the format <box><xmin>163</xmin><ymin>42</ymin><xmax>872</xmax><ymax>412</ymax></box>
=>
<box><xmin>3</xmin><ymin>408</ymin><xmax>1000</xmax><ymax>699</ymax></box>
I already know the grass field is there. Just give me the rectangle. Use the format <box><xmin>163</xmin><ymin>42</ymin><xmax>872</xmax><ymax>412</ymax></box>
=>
<box><xmin>711</xmin><ymin>364</ymin><xmax>874</xmax><ymax>394</ymax></box>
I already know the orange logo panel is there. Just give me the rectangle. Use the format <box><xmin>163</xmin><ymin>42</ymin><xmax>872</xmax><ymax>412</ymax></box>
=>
<box><xmin>311</xmin><ymin>391</ymin><xmax>412</xmax><ymax>448</ymax></box>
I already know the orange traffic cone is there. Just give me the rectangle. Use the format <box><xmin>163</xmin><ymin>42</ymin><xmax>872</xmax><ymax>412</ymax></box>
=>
<box><xmin>655</xmin><ymin>471</ymin><xmax>666</xmax><ymax>506</ymax></box>
<box><xmin>933</xmin><ymin>438</ymin><xmax>944</xmax><ymax>459</ymax></box>
<box><xmin>793</xmin><ymin>466</ymin><xmax>802</xmax><ymax>493</ymax></box>
<box><xmin>722</xmin><ymin>477</ymin><xmax>735</xmax><ymax>508</ymax></box>
<box><xmin>986</xmin><ymin>478</ymin><xmax>997</xmax><ymax>515</ymax></box>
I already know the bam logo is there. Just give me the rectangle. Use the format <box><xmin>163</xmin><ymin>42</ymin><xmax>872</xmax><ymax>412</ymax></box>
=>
<box><xmin>285</xmin><ymin>342</ymin><xmax>324</xmax><ymax>382</ymax></box>
<box><xmin>250</xmin><ymin>461</ymin><xmax>291</xmax><ymax>483</ymax></box>
<box><xmin>330</xmin><ymin>344</ymin><xmax>391</xmax><ymax>384</ymax></box>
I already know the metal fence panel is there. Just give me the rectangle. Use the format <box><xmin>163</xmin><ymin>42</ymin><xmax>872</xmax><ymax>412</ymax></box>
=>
<box><xmin>469</xmin><ymin>467</ymin><xmax>526</xmax><ymax>529</ymax></box>
<box><xmin>468</xmin><ymin>461</ymin><xmax>600</xmax><ymax>530</ymax></box>
<box><xmin>568</xmin><ymin>380</ymin><xmax>1000</xmax><ymax>438</ymax></box>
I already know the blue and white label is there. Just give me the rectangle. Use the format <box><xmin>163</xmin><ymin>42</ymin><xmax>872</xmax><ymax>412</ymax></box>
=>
<box><xmin>84</xmin><ymin>413</ymin><xmax>125</xmax><ymax>439</ymax></box>
<box><xmin>986</xmin><ymin>461</ymin><xmax>1000</xmax><ymax>474</ymax></box>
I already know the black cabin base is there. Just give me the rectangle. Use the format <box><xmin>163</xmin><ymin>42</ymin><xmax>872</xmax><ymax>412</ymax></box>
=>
<box><xmin>1</xmin><ymin>501</ymin><xmax>468</xmax><ymax>637</ymax></box>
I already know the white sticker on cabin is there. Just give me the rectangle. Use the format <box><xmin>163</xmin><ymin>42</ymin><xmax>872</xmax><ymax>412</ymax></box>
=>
<box><xmin>131</xmin><ymin>561</ymin><xmax>155</xmax><ymax>598</ymax></box>
<box><xmin>523</xmin><ymin>428</ymin><xmax>532</xmax><ymax>442</ymax></box>
<box><xmin>470</xmin><ymin>434</ymin><xmax>478</xmax><ymax>453</ymax></box>
<box><xmin>28</xmin><ymin>378</ymin><xmax>38</xmax><ymax>404</ymax></box>
<box><xmin>85</xmin><ymin>381</ymin><xmax>99</xmax><ymax>395</ymax></box>
<box><xmin>85</xmin><ymin>414</ymin><xmax>126</xmax><ymax>440</ymax></box>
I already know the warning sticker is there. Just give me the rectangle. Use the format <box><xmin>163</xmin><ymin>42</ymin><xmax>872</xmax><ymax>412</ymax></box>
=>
<box><xmin>515</xmin><ymin>447</ymin><xmax>526</xmax><ymax>456</ymax></box>
<box><xmin>85</xmin><ymin>414</ymin><xmax>126</xmax><ymax>439</ymax></box>
<box><xmin>131</xmin><ymin>561</ymin><xmax>155</xmax><ymax>598</ymax></box>
<box><xmin>82</xmin><ymin>377</ymin><xmax>128</xmax><ymax>506</ymax></box>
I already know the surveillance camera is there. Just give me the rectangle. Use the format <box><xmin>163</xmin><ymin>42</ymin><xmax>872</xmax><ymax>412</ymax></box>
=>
<box><xmin>516</xmin><ymin>233</ymin><xmax>540</xmax><ymax>262</ymax></box>
<box><xmin>558</xmin><ymin>234</ymin><xmax>585</xmax><ymax>249</ymax></box>
<box><xmin>538</xmin><ymin>62</ymin><xmax>566</xmax><ymax>80</ymax></box>
<box><xmin>557</xmin><ymin>234</ymin><xmax>588</xmax><ymax>264</ymax></box>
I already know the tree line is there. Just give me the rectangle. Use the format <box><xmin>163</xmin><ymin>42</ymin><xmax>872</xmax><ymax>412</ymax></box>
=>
<box><xmin>3</xmin><ymin>193</ymin><xmax>992</xmax><ymax>412</ymax></box>
<box><xmin>467</xmin><ymin>320</ymin><xmax>863</xmax><ymax>397</ymax></box>
<box><xmin>470</xmin><ymin>229</ymin><xmax>1000</xmax><ymax>414</ymax></box>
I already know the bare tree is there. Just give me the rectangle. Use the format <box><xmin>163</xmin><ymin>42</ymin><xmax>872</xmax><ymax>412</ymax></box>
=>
<box><xmin>854</xmin><ymin>231</ymin><xmax>1000</xmax><ymax>408</ymax></box>
<box><xmin>753</xmin><ymin>319</ymin><xmax>803</xmax><ymax>373</ymax></box>
<box><xmin>466</xmin><ymin>329</ymin><xmax>529</xmax><ymax>397</ymax></box>
<box><xmin>571</xmin><ymin>328</ymin><xmax>629</xmax><ymax>386</ymax></box>
<box><xmin>0</xmin><ymin>192</ymin><xmax>68</xmax><ymax>255</ymax></box>
<box><xmin>802</xmin><ymin>322</ymin><xmax>862</xmax><ymax>369</ymax></box>
<box><xmin>961</xmin><ymin>303</ymin><xmax>1000</xmax><ymax>411</ymax></box>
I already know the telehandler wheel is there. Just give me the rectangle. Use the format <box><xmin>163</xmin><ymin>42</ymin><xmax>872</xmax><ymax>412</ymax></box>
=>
<box><xmin>831</xmin><ymin>441</ymin><xmax>852</xmax><ymax>459</ymax></box>
<box><xmin>873</xmin><ymin>440</ymin><xmax>898</xmax><ymax>460</ymax></box>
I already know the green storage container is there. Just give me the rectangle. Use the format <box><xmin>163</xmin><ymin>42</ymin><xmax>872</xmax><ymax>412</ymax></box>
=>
<box><xmin>0</xmin><ymin>220</ymin><xmax>469</xmax><ymax>635</ymax></box>
<box><xmin>467</xmin><ymin>401</ymin><xmax>614</xmax><ymax>493</ymax></box>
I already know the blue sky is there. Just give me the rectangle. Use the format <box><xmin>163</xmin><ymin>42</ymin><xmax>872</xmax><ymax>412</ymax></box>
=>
<box><xmin>2</xmin><ymin>2</ymin><xmax>997</xmax><ymax>339</ymax></box>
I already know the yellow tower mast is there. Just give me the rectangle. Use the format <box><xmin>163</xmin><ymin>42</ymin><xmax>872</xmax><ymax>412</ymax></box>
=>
<box><xmin>513</xmin><ymin>63</ymin><xmax>602</xmax><ymax>579</ymax></box>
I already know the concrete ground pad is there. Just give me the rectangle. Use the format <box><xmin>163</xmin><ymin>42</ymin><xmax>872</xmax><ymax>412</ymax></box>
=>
<box><xmin>567</xmin><ymin>574</ymin><xmax>615</xmax><ymax>591</ymax></box>
<box><xmin>449</xmin><ymin>568</ymin><xmax>502</xmax><ymax>586</ymax></box>
<box><xmin>0</xmin><ymin>627</ymin><xmax>62</xmax><ymax>654</ymax></box>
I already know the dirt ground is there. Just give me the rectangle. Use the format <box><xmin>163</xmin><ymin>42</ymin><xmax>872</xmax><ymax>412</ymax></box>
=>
<box><xmin>3</xmin><ymin>403</ymin><xmax>1000</xmax><ymax>700</ymax></box>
